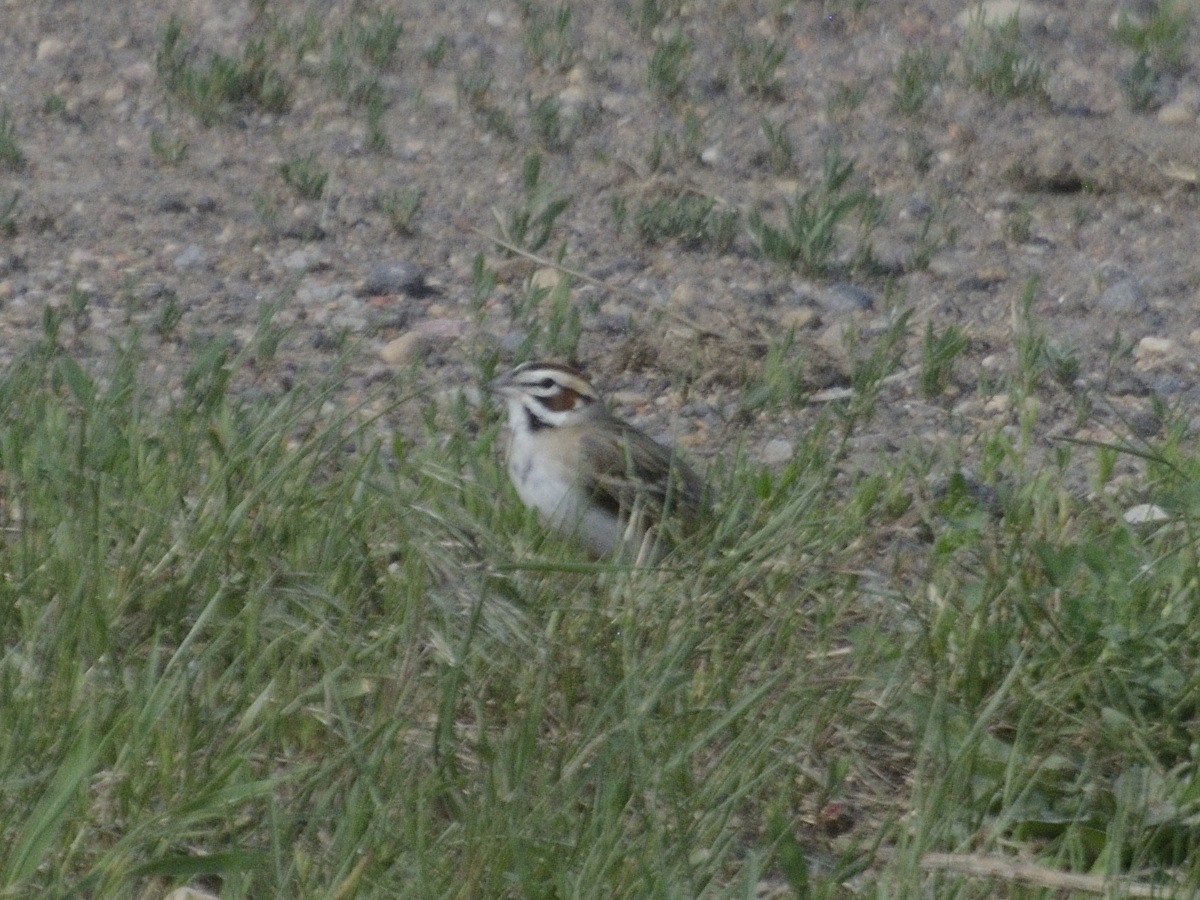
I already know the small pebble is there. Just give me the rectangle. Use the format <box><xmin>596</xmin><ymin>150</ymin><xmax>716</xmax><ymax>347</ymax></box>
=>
<box><xmin>1123</xmin><ymin>504</ymin><xmax>1169</xmax><ymax>525</ymax></box>
<box><xmin>173</xmin><ymin>244</ymin><xmax>204</xmax><ymax>270</ymax></box>
<box><xmin>818</xmin><ymin>282</ymin><xmax>875</xmax><ymax>314</ymax></box>
<box><xmin>1148</xmin><ymin>374</ymin><xmax>1185</xmax><ymax>396</ymax></box>
<box><xmin>36</xmin><ymin>37</ymin><xmax>67</xmax><ymax>62</ymax></box>
<box><xmin>379</xmin><ymin>332</ymin><xmax>428</xmax><ymax>366</ymax></box>
<box><xmin>415</xmin><ymin>317</ymin><xmax>467</xmax><ymax>340</ymax></box>
<box><xmin>162</xmin><ymin>887</ymin><xmax>221</xmax><ymax>900</ymax></box>
<box><xmin>984</xmin><ymin>395</ymin><xmax>1011</xmax><ymax>414</ymax></box>
<box><xmin>1134</xmin><ymin>336</ymin><xmax>1175</xmax><ymax>358</ymax></box>
<box><xmin>531</xmin><ymin>267</ymin><xmax>562</xmax><ymax>290</ymax></box>
<box><xmin>610</xmin><ymin>390</ymin><xmax>648</xmax><ymax>407</ymax></box>
<box><xmin>761</xmin><ymin>438</ymin><xmax>793</xmax><ymax>465</ymax></box>
<box><xmin>780</xmin><ymin>307</ymin><xmax>818</xmax><ymax>330</ymax></box>
<box><xmin>282</xmin><ymin>250</ymin><xmax>315</xmax><ymax>273</ymax></box>
<box><xmin>1157</xmin><ymin>102</ymin><xmax>1195</xmax><ymax>126</ymax></box>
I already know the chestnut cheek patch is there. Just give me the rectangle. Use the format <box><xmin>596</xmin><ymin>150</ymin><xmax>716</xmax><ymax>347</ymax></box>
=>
<box><xmin>542</xmin><ymin>387</ymin><xmax>583</xmax><ymax>413</ymax></box>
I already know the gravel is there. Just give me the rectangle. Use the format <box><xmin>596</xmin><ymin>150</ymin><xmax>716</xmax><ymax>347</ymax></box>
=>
<box><xmin>0</xmin><ymin>0</ymin><xmax>1198</xmax><ymax>488</ymax></box>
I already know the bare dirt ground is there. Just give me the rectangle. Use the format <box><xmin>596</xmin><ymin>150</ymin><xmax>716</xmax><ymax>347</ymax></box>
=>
<box><xmin>2</xmin><ymin>0</ymin><xmax>1199</xmax><ymax>490</ymax></box>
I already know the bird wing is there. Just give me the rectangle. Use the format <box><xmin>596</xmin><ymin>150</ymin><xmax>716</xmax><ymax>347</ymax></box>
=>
<box><xmin>578</xmin><ymin>420</ymin><xmax>705</xmax><ymax>521</ymax></box>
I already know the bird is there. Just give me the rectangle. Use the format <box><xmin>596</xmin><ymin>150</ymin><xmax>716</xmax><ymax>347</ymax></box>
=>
<box><xmin>487</xmin><ymin>360</ymin><xmax>707</xmax><ymax>562</ymax></box>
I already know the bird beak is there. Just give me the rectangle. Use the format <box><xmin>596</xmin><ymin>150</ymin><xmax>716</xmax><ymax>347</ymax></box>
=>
<box><xmin>485</xmin><ymin>374</ymin><xmax>513</xmax><ymax>396</ymax></box>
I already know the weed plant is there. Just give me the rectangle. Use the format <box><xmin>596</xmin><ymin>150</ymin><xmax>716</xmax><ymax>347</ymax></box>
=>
<box><xmin>634</xmin><ymin>192</ymin><xmax>739</xmax><ymax>253</ymax></box>
<box><xmin>893</xmin><ymin>48</ymin><xmax>946</xmax><ymax>116</ymax></box>
<box><xmin>380</xmin><ymin>188</ymin><xmax>424</xmax><ymax>236</ymax></box>
<box><xmin>156</xmin><ymin>18</ymin><xmax>290</xmax><ymax>125</ymax></box>
<box><xmin>1115</xmin><ymin>0</ymin><xmax>1191</xmax><ymax>69</ymax></box>
<box><xmin>962</xmin><ymin>13</ymin><xmax>1049</xmax><ymax>103</ymax></box>
<box><xmin>648</xmin><ymin>30</ymin><xmax>692</xmax><ymax>100</ymax></box>
<box><xmin>749</xmin><ymin>146</ymin><xmax>883</xmax><ymax>276</ymax></box>
<box><xmin>494</xmin><ymin>153</ymin><xmax>571</xmax><ymax>254</ymax></box>
<box><xmin>279</xmin><ymin>153</ymin><xmax>329</xmax><ymax>200</ymax></box>
<box><xmin>734</xmin><ymin>34</ymin><xmax>787</xmax><ymax>99</ymax></box>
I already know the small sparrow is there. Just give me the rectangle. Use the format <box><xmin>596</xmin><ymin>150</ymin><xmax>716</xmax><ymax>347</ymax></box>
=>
<box><xmin>488</xmin><ymin>360</ymin><xmax>707</xmax><ymax>561</ymax></box>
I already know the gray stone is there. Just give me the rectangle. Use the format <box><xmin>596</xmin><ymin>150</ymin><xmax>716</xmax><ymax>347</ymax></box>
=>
<box><xmin>1128</xmin><ymin>409</ymin><xmax>1161</xmax><ymax>437</ymax></box>
<box><xmin>1148</xmin><ymin>374</ymin><xmax>1185</xmax><ymax>396</ymax></box>
<box><xmin>225</xmin><ymin>281</ymin><xmax>257</xmax><ymax>305</ymax></box>
<box><xmin>363</xmin><ymin>260</ymin><xmax>428</xmax><ymax>296</ymax></box>
<box><xmin>295</xmin><ymin>278</ymin><xmax>343</xmax><ymax>305</ymax></box>
<box><xmin>818</xmin><ymin>282</ymin><xmax>875</xmax><ymax>314</ymax></box>
<box><xmin>1097</xmin><ymin>278</ymin><xmax>1147</xmax><ymax>315</ymax></box>
<box><xmin>156</xmin><ymin>194</ymin><xmax>188</xmax><ymax>214</ymax></box>
<box><xmin>277</xmin><ymin>212</ymin><xmax>325</xmax><ymax>241</ymax></box>
<box><xmin>499</xmin><ymin>330</ymin><xmax>528</xmax><ymax>354</ymax></box>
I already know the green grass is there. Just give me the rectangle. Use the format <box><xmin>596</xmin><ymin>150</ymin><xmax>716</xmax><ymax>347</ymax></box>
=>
<box><xmin>455</xmin><ymin>63</ymin><xmax>518</xmax><ymax>140</ymax></box>
<box><xmin>0</xmin><ymin>106</ymin><xmax>25</xmax><ymax>171</ymax></box>
<box><xmin>626</xmin><ymin>0</ymin><xmax>677</xmax><ymax>40</ymax></box>
<box><xmin>3</xmin><ymin>311</ymin><xmax>1200</xmax><ymax>896</ymax></box>
<box><xmin>506</xmin><ymin>271</ymin><xmax>590</xmax><ymax>361</ymax></box>
<box><xmin>493</xmin><ymin>153</ymin><xmax>572</xmax><ymax>254</ymax></box>
<box><xmin>1114</xmin><ymin>0</ymin><xmax>1191</xmax><ymax>69</ymax></box>
<box><xmin>648</xmin><ymin>29</ymin><xmax>692</xmax><ymax>100</ymax></box>
<box><xmin>893</xmin><ymin>48</ymin><xmax>946</xmax><ymax>116</ymax></box>
<box><xmin>422</xmin><ymin>35</ymin><xmax>449</xmax><ymax>68</ymax></box>
<box><xmin>0</xmin><ymin>322</ymin><xmax>885</xmax><ymax>896</ymax></box>
<box><xmin>278</xmin><ymin>153</ymin><xmax>329</xmax><ymax>200</ymax></box>
<box><xmin>1122</xmin><ymin>51</ymin><xmax>1159</xmax><ymax>111</ymax></box>
<box><xmin>520</xmin><ymin>2</ymin><xmax>577</xmax><ymax>74</ymax></box>
<box><xmin>156</xmin><ymin>18</ymin><xmax>290</xmax><ymax>126</ymax></box>
<box><xmin>919</xmin><ymin>321</ymin><xmax>969</xmax><ymax>398</ymax></box>
<box><xmin>1115</xmin><ymin>0</ymin><xmax>1190</xmax><ymax>113</ymax></box>
<box><xmin>962</xmin><ymin>12</ymin><xmax>1049</xmax><ymax>103</ymax></box>
<box><xmin>0</xmin><ymin>190</ymin><xmax>18</xmax><ymax>237</ymax></box>
<box><xmin>270</xmin><ymin>8</ymin><xmax>322</xmax><ymax>63</ymax></box>
<box><xmin>366</xmin><ymin>91</ymin><xmax>388</xmax><ymax>153</ymax></box>
<box><xmin>759</xmin><ymin>118</ymin><xmax>794</xmax><ymax>173</ymax></box>
<box><xmin>632</xmin><ymin>191</ymin><xmax>739</xmax><ymax>252</ymax></box>
<box><xmin>42</xmin><ymin>94</ymin><xmax>67</xmax><ymax>117</ymax></box>
<box><xmin>530</xmin><ymin>95</ymin><xmax>594</xmax><ymax>153</ymax></box>
<box><xmin>379</xmin><ymin>187</ymin><xmax>424</xmax><ymax>236</ymax></box>
<box><xmin>826</xmin><ymin>78</ymin><xmax>868</xmax><ymax>120</ymax></box>
<box><xmin>354</xmin><ymin>9</ymin><xmax>402</xmax><ymax>70</ymax></box>
<box><xmin>149</xmin><ymin>130</ymin><xmax>189</xmax><ymax>167</ymax></box>
<box><xmin>733</xmin><ymin>33</ymin><xmax>787</xmax><ymax>99</ymax></box>
<box><xmin>325</xmin><ymin>18</ymin><xmax>390</xmax><ymax>109</ymax></box>
<box><xmin>749</xmin><ymin>145</ymin><xmax>883</xmax><ymax>275</ymax></box>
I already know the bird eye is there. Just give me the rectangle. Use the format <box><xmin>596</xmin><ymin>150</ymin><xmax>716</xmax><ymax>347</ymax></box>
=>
<box><xmin>537</xmin><ymin>377</ymin><xmax>556</xmax><ymax>390</ymax></box>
